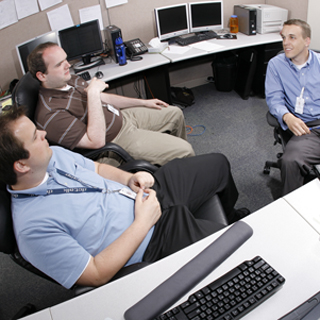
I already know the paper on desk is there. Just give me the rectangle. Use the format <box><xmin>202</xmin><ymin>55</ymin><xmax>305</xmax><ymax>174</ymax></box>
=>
<box><xmin>162</xmin><ymin>46</ymin><xmax>191</xmax><ymax>55</ymax></box>
<box><xmin>15</xmin><ymin>0</ymin><xmax>39</xmax><ymax>20</ymax></box>
<box><xmin>79</xmin><ymin>5</ymin><xmax>103</xmax><ymax>30</ymax></box>
<box><xmin>105</xmin><ymin>0</ymin><xmax>128</xmax><ymax>8</ymax></box>
<box><xmin>38</xmin><ymin>0</ymin><xmax>62</xmax><ymax>11</ymax></box>
<box><xmin>1</xmin><ymin>98</ymin><xmax>12</xmax><ymax>109</ymax></box>
<box><xmin>47</xmin><ymin>4</ymin><xmax>73</xmax><ymax>31</ymax></box>
<box><xmin>189</xmin><ymin>41</ymin><xmax>224</xmax><ymax>52</ymax></box>
<box><xmin>0</xmin><ymin>0</ymin><xmax>18</xmax><ymax>30</ymax></box>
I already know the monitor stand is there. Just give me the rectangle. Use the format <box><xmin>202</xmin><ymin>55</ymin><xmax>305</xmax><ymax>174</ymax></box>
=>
<box><xmin>73</xmin><ymin>56</ymin><xmax>105</xmax><ymax>73</ymax></box>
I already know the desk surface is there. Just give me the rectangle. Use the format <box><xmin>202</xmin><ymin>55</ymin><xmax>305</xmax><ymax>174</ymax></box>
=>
<box><xmin>284</xmin><ymin>178</ymin><xmax>320</xmax><ymax>234</ymax></box>
<box><xmin>45</xmin><ymin>198</ymin><xmax>320</xmax><ymax>320</ymax></box>
<box><xmin>78</xmin><ymin>53</ymin><xmax>170</xmax><ymax>83</ymax></box>
<box><xmin>161</xmin><ymin>32</ymin><xmax>282</xmax><ymax>63</ymax></box>
<box><xmin>77</xmin><ymin>32</ymin><xmax>282</xmax><ymax>83</ymax></box>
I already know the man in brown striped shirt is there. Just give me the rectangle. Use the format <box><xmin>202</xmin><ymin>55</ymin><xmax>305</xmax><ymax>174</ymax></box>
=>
<box><xmin>27</xmin><ymin>43</ymin><xmax>195</xmax><ymax>166</ymax></box>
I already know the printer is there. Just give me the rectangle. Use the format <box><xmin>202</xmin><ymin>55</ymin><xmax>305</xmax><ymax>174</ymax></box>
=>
<box><xmin>244</xmin><ymin>4</ymin><xmax>288</xmax><ymax>34</ymax></box>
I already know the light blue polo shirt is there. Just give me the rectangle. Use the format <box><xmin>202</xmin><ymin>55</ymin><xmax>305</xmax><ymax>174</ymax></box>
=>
<box><xmin>9</xmin><ymin>146</ymin><xmax>154</xmax><ymax>289</ymax></box>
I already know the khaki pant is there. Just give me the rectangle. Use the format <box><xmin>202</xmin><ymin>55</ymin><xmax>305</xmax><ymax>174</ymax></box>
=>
<box><xmin>111</xmin><ymin>105</ymin><xmax>195</xmax><ymax>166</ymax></box>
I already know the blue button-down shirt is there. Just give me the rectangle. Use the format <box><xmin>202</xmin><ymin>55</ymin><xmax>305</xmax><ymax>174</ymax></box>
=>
<box><xmin>265</xmin><ymin>50</ymin><xmax>320</xmax><ymax>130</ymax></box>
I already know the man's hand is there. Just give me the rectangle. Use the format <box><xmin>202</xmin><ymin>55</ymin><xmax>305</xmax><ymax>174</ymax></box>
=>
<box><xmin>143</xmin><ymin>99</ymin><xmax>169</xmax><ymax>110</ymax></box>
<box><xmin>128</xmin><ymin>171</ymin><xmax>155</xmax><ymax>193</ymax></box>
<box><xmin>84</xmin><ymin>77</ymin><xmax>109</xmax><ymax>95</ymax></box>
<box><xmin>283</xmin><ymin>113</ymin><xmax>310</xmax><ymax>136</ymax></box>
<box><xmin>134</xmin><ymin>189</ymin><xmax>161</xmax><ymax>228</ymax></box>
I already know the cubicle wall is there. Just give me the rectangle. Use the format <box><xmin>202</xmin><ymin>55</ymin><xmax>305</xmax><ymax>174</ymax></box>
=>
<box><xmin>307</xmin><ymin>0</ymin><xmax>320</xmax><ymax>51</ymax></box>
<box><xmin>0</xmin><ymin>0</ymin><xmax>308</xmax><ymax>91</ymax></box>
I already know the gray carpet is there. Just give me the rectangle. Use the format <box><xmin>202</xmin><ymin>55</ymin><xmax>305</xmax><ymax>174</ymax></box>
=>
<box><xmin>183</xmin><ymin>83</ymin><xmax>283</xmax><ymax>212</ymax></box>
<box><xmin>0</xmin><ymin>83</ymin><xmax>283</xmax><ymax>320</ymax></box>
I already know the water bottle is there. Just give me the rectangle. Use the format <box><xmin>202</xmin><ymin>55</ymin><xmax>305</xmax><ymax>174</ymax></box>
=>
<box><xmin>230</xmin><ymin>15</ymin><xmax>239</xmax><ymax>34</ymax></box>
<box><xmin>115</xmin><ymin>37</ymin><xmax>127</xmax><ymax>66</ymax></box>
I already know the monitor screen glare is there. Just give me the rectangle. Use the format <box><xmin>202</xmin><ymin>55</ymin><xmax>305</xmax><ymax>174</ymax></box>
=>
<box><xmin>154</xmin><ymin>4</ymin><xmax>190</xmax><ymax>41</ymax></box>
<box><xmin>16</xmin><ymin>31</ymin><xmax>59</xmax><ymax>74</ymax></box>
<box><xmin>189</xmin><ymin>1</ymin><xmax>223</xmax><ymax>33</ymax></box>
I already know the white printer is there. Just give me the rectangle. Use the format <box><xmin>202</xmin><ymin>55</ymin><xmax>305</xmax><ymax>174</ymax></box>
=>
<box><xmin>245</xmin><ymin>4</ymin><xmax>288</xmax><ymax>34</ymax></box>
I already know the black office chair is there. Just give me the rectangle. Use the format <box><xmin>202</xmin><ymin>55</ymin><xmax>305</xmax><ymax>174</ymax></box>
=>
<box><xmin>263</xmin><ymin>111</ymin><xmax>318</xmax><ymax>182</ymax></box>
<box><xmin>1</xmin><ymin>165</ymin><xmax>228</xmax><ymax>318</ymax></box>
<box><xmin>11</xmin><ymin>72</ymin><xmax>157</xmax><ymax>174</ymax></box>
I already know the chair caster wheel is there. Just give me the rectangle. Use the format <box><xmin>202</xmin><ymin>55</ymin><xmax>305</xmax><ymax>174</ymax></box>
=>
<box><xmin>263</xmin><ymin>167</ymin><xmax>270</xmax><ymax>174</ymax></box>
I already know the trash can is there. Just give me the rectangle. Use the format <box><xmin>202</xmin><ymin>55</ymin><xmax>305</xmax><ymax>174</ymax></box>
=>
<box><xmin>211</xmin><ymin>53</ymin><xmax>237</xmax><ymax>92</ymax></box>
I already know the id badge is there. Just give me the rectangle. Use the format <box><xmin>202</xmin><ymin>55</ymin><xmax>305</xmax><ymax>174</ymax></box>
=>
<box><xmin>106</xmin><ymin>104</ymin><xmax>119</xmax><ymax>116</ymax></box>
<box><xmin>295</xmin><ymin>96</ymin><xmax>305</xmax><ymax>114</ymax></box>
<box><xmin>119</xmin><ymin>188</ymin><xmax>136</xmax><ymax>200</ymax></box>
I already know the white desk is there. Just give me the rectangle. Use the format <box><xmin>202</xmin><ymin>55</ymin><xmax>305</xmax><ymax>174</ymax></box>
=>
<box><xmin>44</xmin><ymin>198</ymin><xmax>320</xmax><ymax>320</ymax></box>
<box><xmin>80</xmin><ymin>53</ymin><xmax>170</xmax><ymax>83</ymax></box>
<box><xmin>161</xmin><ymin>32</ymin><xmax>282</xmax><ymax>63</ymax></box>
<box><xmin>22</xmin><ymin>309</ymin><xmax>52</xmax><ymax>320</ymax></box>
<box><xmin>284</xmin><ymin>178</ymin><xmax>320</xmax><ymax>235</ymax></box>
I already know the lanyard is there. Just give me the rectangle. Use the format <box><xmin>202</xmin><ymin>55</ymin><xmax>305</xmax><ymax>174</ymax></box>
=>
<box><xmin>12</xmin><ymin>168</ymin><xmax>120</xmax><ymax>199</ymax></box>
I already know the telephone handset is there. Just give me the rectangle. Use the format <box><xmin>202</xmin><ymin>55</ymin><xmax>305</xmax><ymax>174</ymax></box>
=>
<box><xmin>124</xmin><ymin>38</ymin><xmax>148</xmax><ymax>56</ymax></box>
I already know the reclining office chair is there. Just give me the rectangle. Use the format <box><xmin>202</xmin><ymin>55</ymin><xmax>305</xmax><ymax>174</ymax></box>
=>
<box><xmin>263</xmin><ymin>111</ymin><xmax>318</xmax><ymax>182</ymax></box>
<box><xmin>0</xmin><ymin>177</ymin><xmax>228</xmax><ymax>318</ymax></box>
<box><xmin>11</xmin><ymin>71</ymin><xmax>157</xmax><ymax>174</ymax></box>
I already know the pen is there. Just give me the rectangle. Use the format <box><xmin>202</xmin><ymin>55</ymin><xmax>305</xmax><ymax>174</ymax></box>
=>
<box><xmin>309</xmin><ymin>125</ymin><xmax>320</xmax><ymax>130</ymax></box>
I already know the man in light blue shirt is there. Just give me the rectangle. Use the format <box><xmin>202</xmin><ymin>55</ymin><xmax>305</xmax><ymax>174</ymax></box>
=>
<box><xmin>0</xmin><ymin>106</ymin><xmax>247</xmax><ymax>289</ymax></box>
<box><xmin>265</xmin><ymin>19</ymin><xmax>320</xmax><ymax>195</ymax></box>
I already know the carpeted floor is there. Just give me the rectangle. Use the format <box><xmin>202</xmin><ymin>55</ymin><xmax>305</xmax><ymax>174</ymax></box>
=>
<box><xmin>0</xmin><ymin>83</ymin><xmax>284</xmax><ymax>320</ymax></box>
<box><xmin>183</xmin><ymin>83</ymin><xmax>283</xmax><ymax>213</ymax></box>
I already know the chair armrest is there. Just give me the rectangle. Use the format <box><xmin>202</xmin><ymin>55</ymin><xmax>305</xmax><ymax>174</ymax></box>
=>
<box><xmin>266</xmin><ymin>111</ymin><xmax>280</xmax><ymax>128</ymax></box>
<box><xmin>74</xmin><ymin>142</ymin><xmax>134</xmax><ymax>162</ymax></box>
<box><xmin>119</xmin><ymin>160</ymin><xmax>159</xmax><ymax>174</ymax></box>
<box><xmin>193</xmin><ymin>194</ymin><xmax>229</xmax><ymax>227</ymax></box>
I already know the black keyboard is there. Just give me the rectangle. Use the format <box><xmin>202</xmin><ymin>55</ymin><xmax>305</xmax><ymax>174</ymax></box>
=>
<box><xmin>154</xmin><ymin>256</ymin><xmax>285</xmax><ymax>320</ymax></box>
<box><xmin>78</xmin><ymin>71</ymin><xmax>91</xmax><ymax>81</ymax></box>
<box><xmin>175</xmin><ymin>31</ymin><xmax>218</xmax><ymax>46</ymax></box>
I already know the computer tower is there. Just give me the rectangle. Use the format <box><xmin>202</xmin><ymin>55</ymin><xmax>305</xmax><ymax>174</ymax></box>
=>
<box><xmin>234</xmin><ymin>5</ymin><xmax>256</xmax><ymax>36</ymax></box>
<box><xmin>234</xmin><ymin>48</ymin><xmax>257</xmax><ymax>100</ymax></box>
<box><xmin>104</xmin><ymin>25</ymin><xmax>122</xmax><ymax>63</ymax></box>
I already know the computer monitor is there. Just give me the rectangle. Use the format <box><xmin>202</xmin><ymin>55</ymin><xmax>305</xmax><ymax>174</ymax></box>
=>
<box><xmin>189</xmin><ymin>1</ymin><xmax>224</xmax><ymax>33</ymax></box>
<box><xmin>154</xmin><ymin>4</ymin><xmax>190</xmax><ymax>41</ymax></box>
<box><xmin>59</xmin><ymin>19</ymin><xmax>104</xmax><ymax>70</ymax></box>
<box><xmin>16</xmin><ymin>31</ymin><xmax>59</xmax><ymax>74</ymax></box>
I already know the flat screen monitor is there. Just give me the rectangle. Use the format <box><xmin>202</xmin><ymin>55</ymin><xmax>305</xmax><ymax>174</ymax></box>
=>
<box><xmin>154</xmin><ymin>4</ymin><xmax>190</xmax><ymax>41</ymax></box>
<box><xmin>189</xmin><ymin>1</ymin><xmax>224</xmax><ymax>33</ymax></box>
<box><xmin>59</xmin><ymin>19</ymin><xmax>104</xmax><ymax>69</ymax></box>
<box><xmin>16</xmin><ymin>31</ymin><xmax>59</xmax><ymax>74</ymax></box>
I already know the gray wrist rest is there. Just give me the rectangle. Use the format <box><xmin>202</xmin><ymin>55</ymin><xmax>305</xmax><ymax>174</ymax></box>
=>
<box><xmin>124</xmin><ymin>220</ymin><xmax>253</xmax><ymax>320</ymax></box>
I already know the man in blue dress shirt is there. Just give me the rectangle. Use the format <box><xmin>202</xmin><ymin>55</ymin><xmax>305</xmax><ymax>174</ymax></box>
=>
<box><xmin>265</xmin><ymin>19</ymin><xmax>320</xmax><ymax>195</ymax></box>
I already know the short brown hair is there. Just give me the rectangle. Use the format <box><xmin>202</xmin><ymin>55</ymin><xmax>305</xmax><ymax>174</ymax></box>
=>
<box><xmin>0</xmin><ymin>105</ymin><xmax>29</xmax><ymax>185</ymax></box>
<box><xmin>27</xmin><ymin>42</ymin><xmax>58</xmax><ymax>79</ymax></box>
<box><xmin>283</xmin><ymin>19</ymin><xmax>311</xmax><ymax>39</ymax></box>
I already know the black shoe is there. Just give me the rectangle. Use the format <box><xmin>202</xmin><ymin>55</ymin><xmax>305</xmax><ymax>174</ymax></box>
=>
<box><xmin>229</xmin><ymin>208</ymin><xmax>251</xmax><ymax>224</ymax></box>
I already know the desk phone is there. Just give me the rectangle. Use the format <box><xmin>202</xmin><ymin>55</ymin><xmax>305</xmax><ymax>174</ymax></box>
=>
<box><xmin>125</xmin><ymin>38</ymin><xmax>148</xmax><ymax>56</ymax></box>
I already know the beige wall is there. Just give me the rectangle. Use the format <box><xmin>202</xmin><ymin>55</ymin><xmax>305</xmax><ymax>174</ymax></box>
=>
<box><xmin>0</xmin><ymin>0</ymin><xmax>308</xmax><ymax>91</ymax></box>
<box><xmin>307</xmin><ymin>0</ymin><xmax>320</xmax><ymax>50</ymax></box>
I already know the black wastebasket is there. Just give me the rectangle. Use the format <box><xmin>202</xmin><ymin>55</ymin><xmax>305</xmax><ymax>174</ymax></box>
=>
<box><xmin>211</xmin><ymin>53</ymin><xmax>237</xmax><ymax>92</ymax></box>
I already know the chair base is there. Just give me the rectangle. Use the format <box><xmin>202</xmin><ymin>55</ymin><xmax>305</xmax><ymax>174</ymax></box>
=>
<box><xmin>263</xmin><ymin>160</ymin><xmax>280</xmax><ymax>175</ymax></box>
